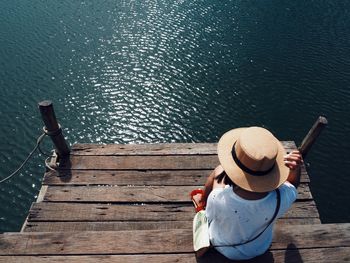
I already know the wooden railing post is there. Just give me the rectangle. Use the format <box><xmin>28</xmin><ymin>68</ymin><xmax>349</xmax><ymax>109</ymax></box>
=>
<box><xmin>299</xmin><ymin>116</ymin><xmax>328</xmax><ymax>158</ymax></box>
<box><xmin>38</xmin><ymin>100</ymin><xmax>70</xmax><ymax>158</ymax></box>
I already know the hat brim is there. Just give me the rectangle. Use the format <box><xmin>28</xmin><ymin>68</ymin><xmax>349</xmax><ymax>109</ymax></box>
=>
<box><xmin>217</xmin><ymin>128</ymin><xmax>289</xmax><ymax>192</ymax></box>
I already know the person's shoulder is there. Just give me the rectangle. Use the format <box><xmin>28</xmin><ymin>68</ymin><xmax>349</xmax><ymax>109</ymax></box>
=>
<box><xmin>278</xmin><ymin>181</ymin><xmax>298</xmax><ymax>202</ymax></box>
<box><xmin>280</xmin><ymin>181</ymin><xmax>297</xmax><ymax>190</ymax></box>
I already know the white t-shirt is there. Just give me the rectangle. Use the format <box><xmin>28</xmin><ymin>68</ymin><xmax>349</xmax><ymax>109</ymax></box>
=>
<box><xmin>206</xmin><ymin>182</ymin><xmax>297</xmax><ymax>260</ymax></box>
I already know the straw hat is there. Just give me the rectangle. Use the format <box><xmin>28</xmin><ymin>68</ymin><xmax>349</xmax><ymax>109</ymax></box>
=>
<box><xmin>217</xmin><ymin>127</ymin><xmax>289</xmax><ymax>192</ymax></box>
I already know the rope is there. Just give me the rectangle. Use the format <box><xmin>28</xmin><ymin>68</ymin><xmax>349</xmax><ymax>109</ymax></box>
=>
<box><xmin>38</xmin><ymin>143</ymin><xmax>55</xmax><ymax>157</ymax></box>
<box><xmin>40</xmin><ymin>125</ymin><xmax>62</xmax><ymax>157</ymax></box>
<box><xmin>43</xmin><ymin>124</ymin><xmax>62</xmax><ymax>137</ymax></box>
<box><xmin>0</xmin><ymin>133</ymin><xmax>47</xmax><ymax>184</ymax></box>
<box><xmin>45</xmin><ymin>156</ymin><xmax>57</xmax><ymax>171</ymax></box>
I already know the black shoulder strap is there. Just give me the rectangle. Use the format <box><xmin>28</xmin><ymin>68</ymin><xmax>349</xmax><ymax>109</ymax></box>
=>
<box><xmin>216</xmin><ymin>188</ymin><xmax>281</xmax><ymax>248</ymax></box>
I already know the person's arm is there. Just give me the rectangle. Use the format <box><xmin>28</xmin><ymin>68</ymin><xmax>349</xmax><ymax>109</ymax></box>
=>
<box><xmin>191</xmin><ymin>165</ymin><xmax>224</xmax><ymax>208</ymax></box>
<box><xmin>284</xmin><ymin>150</ymin><xmax>303</xmax><ymax>188</ymax></box>
<box><xmin>200</xmin><ymin>165</ymin><xmax>225</xmax><ymax>205</ymax></box>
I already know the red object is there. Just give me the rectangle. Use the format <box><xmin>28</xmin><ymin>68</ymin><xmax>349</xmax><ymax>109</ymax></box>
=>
<box><xmin>190</xmin><ymin>189</ymin><xmax>206</xmax><ymax>212</ymax></box>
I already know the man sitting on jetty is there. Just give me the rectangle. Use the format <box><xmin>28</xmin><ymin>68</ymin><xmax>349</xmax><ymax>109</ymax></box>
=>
<box><xmin>193</xmin><ymin>126</ymin><xmax>303</xmax><ymax>260</ymax></box>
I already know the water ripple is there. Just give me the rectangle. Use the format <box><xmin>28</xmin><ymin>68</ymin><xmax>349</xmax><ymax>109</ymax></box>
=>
<box><xmin>1</xmin><ymin>0</ymin><xmax>350</xmax><ymax>231</ymax></box>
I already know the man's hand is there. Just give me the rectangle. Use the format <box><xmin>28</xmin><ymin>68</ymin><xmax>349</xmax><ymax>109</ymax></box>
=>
<box><xmin>284</xmin><ymin>150</ymin><xmax>303</xmax><ymax>187</ymax></box>
<box><xmin>284</xmin><ymin>150</ymin><xmax>303</xmax><ymax>170</ymax></box>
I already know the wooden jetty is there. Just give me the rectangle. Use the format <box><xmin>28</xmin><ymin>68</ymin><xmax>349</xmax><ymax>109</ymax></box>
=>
<box><xmin>0</xmin><ymin>141</ymin><xmax>349</xmax><ymax>262</ymax></box>
<box><xmin>0</xmin><ymin>103</ymin><xmax>349</xmax><ymax>262</ymax></box>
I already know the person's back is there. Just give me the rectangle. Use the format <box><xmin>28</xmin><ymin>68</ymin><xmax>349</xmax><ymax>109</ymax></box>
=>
<box><xmin>197</xmin><ymin>126</ymin><xmax>303</xmax><ymax>260</ymax></box>
<box><xmin>206</xmin><ymin>180</ymin><xmax>297</xmax><ymax>260</ymax></box>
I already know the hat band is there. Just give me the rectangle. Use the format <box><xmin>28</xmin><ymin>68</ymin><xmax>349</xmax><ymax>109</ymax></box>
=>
<box><xmin>231</xmin><ymin>143</ymin><xmax>275</xmax><ymax>176</ymax></box>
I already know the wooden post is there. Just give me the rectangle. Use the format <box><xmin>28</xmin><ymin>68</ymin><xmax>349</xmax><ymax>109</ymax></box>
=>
<box><xmin>299</xmin><ymin>116</ymin><xmax>328</xmax><ymax>158</ymax></box>
<box><xmin>38</xmin><ymin>100</ymin><xmax>70</xmax><ymax>158</ymax></box>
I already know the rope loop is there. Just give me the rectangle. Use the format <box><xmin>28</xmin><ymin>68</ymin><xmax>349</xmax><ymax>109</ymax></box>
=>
<box><xmin>43</xmin><ymin>124</ymin><xmax>62</xmax><ymax>137</ymax></box>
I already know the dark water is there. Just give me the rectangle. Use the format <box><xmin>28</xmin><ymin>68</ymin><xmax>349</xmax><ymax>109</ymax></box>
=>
<box><xmin>1</xmin><ymin>0</ymin><xmax>350</xmax><ymax>232</ymax></box>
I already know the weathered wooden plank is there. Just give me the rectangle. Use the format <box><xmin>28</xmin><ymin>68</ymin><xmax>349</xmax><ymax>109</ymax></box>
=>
<box><xmin>37</xmin><ymin>185</ymin><xmax>48</xmax><ymax>202</ymax></box>
<box><xmin>72</xmin><ymin>143</ymin><xmax>218</xmax><ymax>155</ymax></box>
<box><xmin>24</xmin><ymin>221</ymin><xmax>192</xmax><ymax>232</ymax></box>
<box><xmin>43</xmin><ymin>170</ymin><xmax>209</xmax><ymax>186</ymax></box>
<box><xmin>59</xmin><ymin>155</ymin><xmax>220</xmax><ymax>170</ymax></box>
<box><xmin>2</xmin><ymin>247</ymin><xmax>350</xmax><ymax>263</ymax></box>
<box><xmin>0</xmin><ymin>229</ymin><xmax>192</xmax><ymax>255</ymax></box>
<box><xmin>272</xmin><ymin>224</ymin><xmax>350</xmax><ymax>248</ymax></box>
<box><xmin>42</xmin><ymin>183</ymin><xmax>312</xmax><ymax>203</ymax></box>
<box><xmin>283</xmin><ymin>200</ymin><xmax>320</xmax><ymax>219</ymax></box>
<box><xmin>0</xmin><ymin>254</ymin><xmax>195</xmax><ymax>263</ymax></box>
<box><xmin>296</xmin><ymin>183</ymin><xmax>312</xmax><ymax>200</ymax></box>
<box><xmin>198</xmin><ymin>246</ymin><xmax>350</xmax><ymax>263</ymax></box>
<box><xmin>1</xmin><ymin>224</ymin><xmax>350</xmax><ymax>255</ymax></box>
<box><xmin>28</xmin><ymin>203</ymin><xmax>194</xmax><ymax>222</ymax></box>
<box><xmin>43</xmin><ymin>185</ymin><xmax>199</xmax><ymax>203</ymax></box>
<box><xmin>23</xmin><ymin>217</ymin><xmax>321</xmax><ymax>232</ymax></box>
<box><xmin>27</xmin><ymin>201</ymin><xmax>319</xmax><ymax>222</ymax></box>
<box><xmin>43</xmin><ymin>167</ymin><xmax>310</xmax><ymax>186</ymax></box>
<box><xmin>300</xmin><ymin>165</ymin><xmax>310</xmax><ymax>183</ymax></box>
<box><xmin>71</xmin><ymin>141</ymin><xmax>297</xmax><ymax>156</ymax></box>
